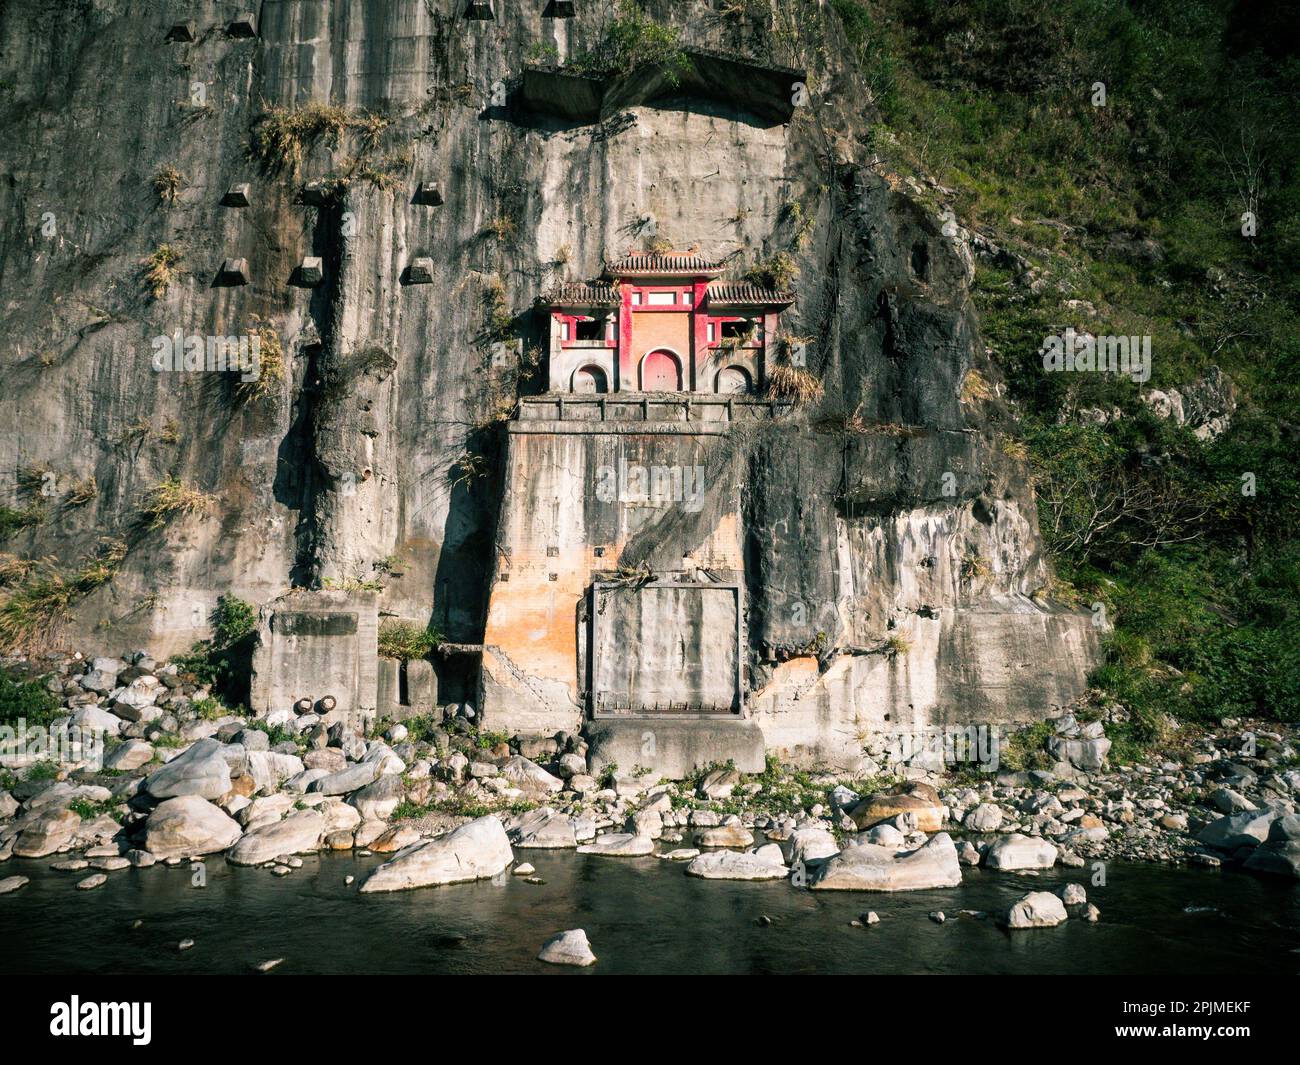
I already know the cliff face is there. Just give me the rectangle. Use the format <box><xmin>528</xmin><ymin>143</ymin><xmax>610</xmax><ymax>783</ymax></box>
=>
<box><xmin>0</xmin><ymin>1</ymin><xmax>1097</xmax><ymax>769</ymax></box>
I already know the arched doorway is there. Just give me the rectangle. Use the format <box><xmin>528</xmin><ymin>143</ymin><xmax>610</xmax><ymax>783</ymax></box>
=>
<box><xmin>639</xmin><ymin>349</ymin><xmax>683</xmax><ymax>391</ymax></box>
<box><xmin>571</xmin><ymin>364</ymin><xmax>608</xmax><ymax>394</ymax></box>
<box><xmin>715</xmin><ymin>365</ymin><xmax>752</xmax><ymax>395</ymax></box>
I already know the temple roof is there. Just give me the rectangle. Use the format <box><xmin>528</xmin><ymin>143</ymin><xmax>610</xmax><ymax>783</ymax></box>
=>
<box><xmin>539</xmin><ymin>277</ymin><xmax>793</xmax><ymax>310</ymax></box>
<box><xmin>539</xmin><ymin>281</ymin><xmax>619</xmax><ymax>307</ymax></box>
<box><xmin>604</xmin><ymin>253</ymin><xmax>727</xmax><ymax>278</ymax></box>
<box><xmin>706</xmin><ymin>282</ymin><xmax>794</xmax><ymax>308</ymax></box>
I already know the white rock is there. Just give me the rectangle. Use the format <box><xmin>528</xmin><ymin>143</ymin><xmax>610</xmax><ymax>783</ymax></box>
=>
<box><xmin>1002</xmin><ymin>890</ymin><xmax>1069</xmax><ymax>929</ymax></box>
<box><xmin>226</xmin><ymin>809</ymin><xmax>325</xmax><ymax>866</ymax></box>
<box><xmin>538</xmin><ymin>928</ymin><xmax>596</xmax><ymax>967</ymax></box>
<box><xmin>964</xmin><ymin>803</ymin><xmax>1004</xmax><ymax>833</ymax></box>
<box><xmin>145</xmin><ymin>739</ymin><xmax>232</xmax><ymax>800</ymax></box>
<box><xmin>359</xmin><ymin>816</ymin><xmax>513</xmax><ymax>892</ymax></box>
<box><xmin>686</xmin><ymin>845</ymin><xmax>787</xmax><ymax>880</ymax></box>
<box><xmin>508</xmin><ymin>807</ymin><xmax>578</xmax><ymax>849</ymax></box>
<box><xmin>983</xmin><ymin>833</ymin><xmax>1058</xmax><ymax>871</ymax></box>
<box><xmin>811</xmin><ymin>832</ymin><xmax>962</xmax><ymax>891</ymax></box>
<box><xmin>576</xmin><ymin>833</ymin><xmax>654</xmax><ymax>857</ymax></box>
<box><xmin>788</xmin><ymin>826</ymin><xmax>839</xmax><ymax>863</ymax></box>
<box><xmin>144</xmin><ymin>795</ymin><xmax>243</xmax><ymax>859</ymax></box>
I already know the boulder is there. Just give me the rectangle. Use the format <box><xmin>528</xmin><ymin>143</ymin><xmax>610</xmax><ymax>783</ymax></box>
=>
<box><xmin>0</xmin><ymin>875</ymin><xmax>29</xmax><ymax>894</ymax></box>
<box><xmin>349</xmin><ymin>774</ymin><xmax>405</xmax><ymax>821</ymax></box>
<box><xmin>244</xmin><ymin>751</ymin><xmax>306</xmax><ymax>794</ymax></box>
<box><xmin>359</xmin><ymin>816</ymin><xmax>513</xmax><ymax>892</ymax></box>
<box><xmin>498</xmin><ymin>756</ymin><xmax>564</xmax><ymax>795</ymax></box>
<box><xmin>964</xmin><ymin>803</ymin><xmax>1004</xmax><ymax>833</ymax></box>
<box><xmin>1001</xmin><ymin>890</ymin><xmax>1068</xmax><ymax>929</ymax></box>
<box><xmin>788</xmin><ymin>826</ymin><xmax>839</xmax><ymax>863</ymax></box>
<box><xmin>12</xmin><ymin>808</ymin><xmax>80</xmax><ymax>857</ymax></box>
<box><xmin>1049</xmin><ymin>736</ymin><xmax>1111</xmax><ymax>772</ymax></box>
<box><xmin>144</xmin><ymin>796</ymin><xmax>242</xmax><ymax>859</ymax></box>
<box><xmin>104</xmin><ymin>739</ymin><xmax>154</xmax><ymax>772</ymax></box>
<box><xmin>1243</xmin><ymin>841</ymin><xmax>1300</xmax><ymax>879</ymax></box>
<box><xmin>538</xmin><ymin>929</ymin><xmax>596</xmax><ymax>967</ymax></box>
<box><xmin>226</xmin><ymin>809</ymin><xmax>325</xmax><ymax>866</ymax></box>
<box><xmin>576</xmin><ymin>833</ymin><xmax>654</xmax><ymax>857</ymax></box>
<box><xmin>686</xmin><ymin>845</ymin><xmax>787</xmax><ymax>880</ymax></box>
<box><xmin>698</xmin><ymin>767</ymin><xmax>743</xmax><ymax>799</ymax></box>
<box><xmin>70</xmin><ymin>704</ymin><xmax>125</xmax><ymax>737</ymax></box>
<box><xmin>810</xmin><ymin>832</ymin><xmax>962</xmax><ymax>891</ymax></box>
<box><xmin>1196</xmin><ymin>809</ymin><xmax>1277</xmax><ymax>851</ymax></box>
<box><xmin>240</xmin><ymin>794</ymin><xmax>295</xmax><ymax>832</ymax></box>
<box><xmin>145</xmin><ymin>739</ymin><xmax>232</xmax><ymax>800</ymax></box>
<box><xmin>509</xmin><ymin>808</ymin><xmax>578</xmax><ymax>849</ymax></box>
<box><xmin>696</xmin><ymin>824</ymin><xmax>755</xmax><ymax>849</ymax></box>
<box><xmin>983</xmin><ymin>833</ymin><xmax>1058</xmax><ymax>871</ymax></box>
<box><xmin>866</xmin><ymin>823</ymin><xmax>906</xmax><ymax>847</ymax></box>
<box><xmin>307</xmin><ymin>761</ymin><xmax>380</xmax><ymax>796</ymax></box>
<box><xmin>849</xmin><ymin>792</ymin><xmax>944</xmax><ymax>833</ymax></box>
<box><xmin>369</xmin><ymin>825</ymin><xmax>422</xmax><ymax>853</ymax></box>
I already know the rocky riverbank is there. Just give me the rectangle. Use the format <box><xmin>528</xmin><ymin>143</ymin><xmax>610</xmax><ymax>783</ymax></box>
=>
<box><xmin>2</xmin><ymin>650</ymin><xmax>1297</xmax><ymax>931</ymax></box>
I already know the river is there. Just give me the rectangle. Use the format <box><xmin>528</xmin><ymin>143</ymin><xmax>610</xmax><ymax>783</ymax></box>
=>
<box><xmin>2</xmin><ymin>851</ymin><xmax>1297</xmax><ymax>974</ymax></box>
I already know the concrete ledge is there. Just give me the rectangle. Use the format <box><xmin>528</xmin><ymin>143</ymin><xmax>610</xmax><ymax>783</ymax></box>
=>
<box><xmin>586</xmin><ymin>718</ymin><xmax>766</xmax><ymax>780</ymax></box>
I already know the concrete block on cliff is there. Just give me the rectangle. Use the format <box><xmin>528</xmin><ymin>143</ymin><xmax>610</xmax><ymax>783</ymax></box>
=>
<box><xmin>250</xmin><ymin>591</ymin><xmax>378</xmax><ymax>726</ymax></box>
<box><xmin>413</xmin><ymin>181</ymin><xmax>444</xmax><ymax>207</ymax></box>
<box><xmin>227</xmin><ymin>13</ymin><xmax>257</xmax><ymax>38</ymax></box>
<box><xmin>585</xmin><ymin>719</ymin><xmax>765</xmax><ymax>781</ymax></box>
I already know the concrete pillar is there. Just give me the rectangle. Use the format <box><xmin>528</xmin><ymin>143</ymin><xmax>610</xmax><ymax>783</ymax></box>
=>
<box><xmin>376</xmin><ymin>658</ymin><xmax>400</xmax><ymax>720</ymax></box>
<box><xmin>405</xmin><ymin>659</ymin><xmax>437</xmax><ymax>717</ymax></box>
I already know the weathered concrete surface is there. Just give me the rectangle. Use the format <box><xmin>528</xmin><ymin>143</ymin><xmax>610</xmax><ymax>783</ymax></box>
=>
<box><xmin>586</xmin><ymin>719</ymin><xmax>766</xmax><ymax>780</ymax></box>
<box><xmin>250</xmin><ymin>591</ymin><xmax>378</xmax><ymax>719</ymax></box>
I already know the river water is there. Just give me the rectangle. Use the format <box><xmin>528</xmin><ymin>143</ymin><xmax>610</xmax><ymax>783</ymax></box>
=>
<box><xmin>2</xmin><ymin>851</ymin><xmax>1297</xmax><ymax>975</ymax></box>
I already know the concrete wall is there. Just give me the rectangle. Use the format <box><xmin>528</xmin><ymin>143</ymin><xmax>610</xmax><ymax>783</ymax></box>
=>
<box><xmin>250</xmin><ymin>589</ymin><xmax>379</xmax><ymax>720</ymax></box>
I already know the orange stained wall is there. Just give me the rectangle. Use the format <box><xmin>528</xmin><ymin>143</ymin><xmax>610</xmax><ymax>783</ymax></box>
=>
<box><xmin>630</xmin><ymin>310</ymin><xmax>693</xmax><ymax>384</ymax></box>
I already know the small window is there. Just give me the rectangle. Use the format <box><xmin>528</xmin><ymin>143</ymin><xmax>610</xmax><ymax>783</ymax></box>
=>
<box><xmin>707</xmin><ymin>322</ymin><xmax>716</xmax><ymax>342</ymax></box>
<box><xmin>574</xmin><ymin>316</ymin><xmax>605</xmax><ymax>341</ymax></box>
<box><xmin>647</xmin><ymin>291</ymin><xmax>676</xmax><ymax>306</ymax></box>
<box><xmin>561</xmin><ymin>321</ymin><xmax>571</xmax><ymax>340</ymax></box>
<box><xmin>683</xmin><ymin>290</ymin><xmax>694</xmax><ymax>304</ymax></box>
<box><xmin>631</xmin><ymin>291</ymin><xmax>643</xmax><ymax>305</ymax></box>
<box><xmin>721</xmin><ymin>320</ymin><xmax>754</xmax><ymax>340</ymax></box>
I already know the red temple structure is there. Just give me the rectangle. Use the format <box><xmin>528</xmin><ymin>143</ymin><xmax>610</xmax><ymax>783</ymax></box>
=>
<box><xmin>539</xmin><ymin>252</ymin><xmax>793</xmax><ymax>395</ymax></box>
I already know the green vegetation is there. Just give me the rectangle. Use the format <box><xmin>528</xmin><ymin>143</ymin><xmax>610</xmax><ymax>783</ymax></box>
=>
<box><xmin>0</xmin><ymin>504</ymin><xmax>44</xmax><ymax>541</ymax></box>
<box><xmin>376</xmin><ymin>620</ymin><xmax>442</xmax><ymax>660</ymax></box>
<box><xmin>69</xmin><ymin>798</ymin><xmax>122</xmax><ymax>823</ymax></box>
<box><xmin>837</xmin><ymin>0</ymin><xmax>1300</xmax><ymax>748</ymax></box>
<box><xmin>999</xmin><ymin>721</ymin><xmax>1055</xmax><ymax>772</ymax></box>
<box><xmin>569</xmin><ymin>1</ymin><xmax>690</xmax><ymax>85</ymax></box>
<box><xmin>169</xmin><ymin>595</ymin><xmax>257</xmax><ymax>705</ymax></box>
<box><xmin>0</xmin><ymin>667</ymin><xmax>60</xmax><ymax>726</ymax></box>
